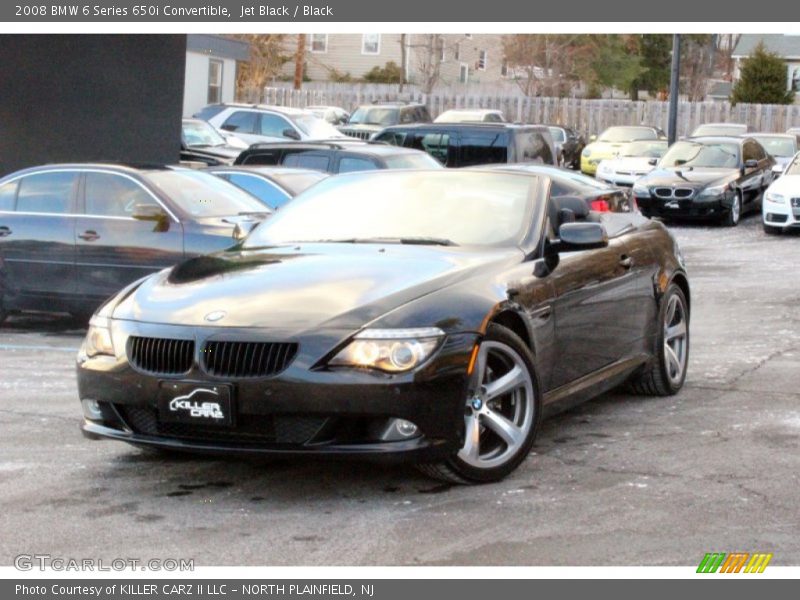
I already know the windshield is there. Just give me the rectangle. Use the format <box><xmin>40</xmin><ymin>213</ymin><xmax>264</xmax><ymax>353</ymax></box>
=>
<box><xmin>621</xmin><ymin>141</ymin><xmax>668</xmax><ymax>158</ymax></box>
<box><xmin>751</xmin><ymin>136</ymin><xmax>797</xmax><ymax>157</ymax></box>
<box><xmin>244</xmin><ymin>171</ymin><xmax>536</xmax><ymax>248</ymax></box>
<box><xmin>785</xmin><ymin>154</ymin><xmax>800</xmax><ymax>176</ymax></box>
<box><xmin>145</xmin><ymin>170</ymin><xmax>270</xmax><ymax>218</ymax></box>
<box><xmin>692</xmin><ymin>124</ymin><xmax>747</xmax><ymax>137</ymax></box>
<box><xmin>182</xmin><ymin>120</ymin><xmax>226</xmax><ymax>147</ymax></box>
<box><xmin>598</xmin><ymin>127</ymin><xmax>657</xmax><ymax>143</ymax></box>
<box><xmin>293</xmin><ymin>115</ymin><xmax>345</xmax><ymax>138</ymax></box>
<box><xmin>383</xmin><ymin>153</ymin><xmax>443</xmax><ymax>169</ymax></box>
<box><xmin>548</xmin><ymin>127</ymin><xmax>566</xmax><ymax>142</ymax></box>
<box><xmin>273</xmin><ymin>171</ymin><xmax>329</xmax><ymax>195</ymax></box>
<box><xmin>348</xmin><ymin>107</ymin><xmax>399</xmax><ymax>126</ymax></box>
<box><xmin>658</xmin><ymin>141</ymin><xmax>740</xmax><ymax>169</ymax></box>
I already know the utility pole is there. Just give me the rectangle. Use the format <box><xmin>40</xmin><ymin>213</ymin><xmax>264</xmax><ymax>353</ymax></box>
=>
<box><xmin>293</xmin><ymin>33</ymin><xmax>305</xmax><ymax>91</ymax></box>
<box><xmin>668</xmin><ymin>34</ymin><xmax>681</xmax><ymax>145</ymax></box>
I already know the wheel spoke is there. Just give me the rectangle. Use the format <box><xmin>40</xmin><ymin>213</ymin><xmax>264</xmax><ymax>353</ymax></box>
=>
<box><xmin>665</xmin><ymin>296</ymin><xmax>677</xmax><ymax>325</ymax></box>
<box><xmin>484</xmin><ymin>365</ymin><xmax>526</xmax><ymax>401</ymax></box>
<box><xmin>473</xmin><ymin>343</ymin><xmax>489</xmax><ymax>388</ymax></box>
<box><xmin>665</xmin><ymin>343</ymin><xmax>682</xmax><ymax>377</ymax></box>
<box><xmin>482</xmin><ymin>409</ymin><xmax>524</xmax><ymax>448</ymax></box>
<box><xmin>458</xmin><ymin>413</ymin><xmax>481</xmax><ymax>462</ymax></box>
<box><xmin>666</xmin><ymin>320</ymin><xmax>686</xmax><ymax>341</ymax></box>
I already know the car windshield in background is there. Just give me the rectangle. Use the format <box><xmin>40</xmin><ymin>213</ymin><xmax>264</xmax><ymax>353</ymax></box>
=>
<box><xmin>692</xmin><ymin>124</ymin><xmax>747</xmax><ymax>137</ymax></box>
<box><xmin>182</xmin><ymin>120</ymin><xmax>227</xmax><ymax>147</ymax></box>
<box><xmin>144</xmin><ymin>170</ymin><xmax>270</xmax><ymax>217</ymax></box>
<box><xmin>293</xmin><ymin>115</ymin><xmax>345</xmax><ymax>138</ymax></box>
<box><xmin>658</xmin><ymin>141</ymin><xmax>740</xmax><ymax>169</ymax></box>
<box><xmin>244</xmin><ymin>171</ymin><xmax>536</xmax><ymax>248</ymax></box>
<box><xmin>752</xmin><ymin>136</ymin><xmax>797</xmax><ymax>157</ymax></box>
<box><xmin>622</xmin><ymin>141</ymin><xmax>668</xmax><ymax>157</ymax></box>
<box><xmin>383</xmin><ymin>153</ymin><xmax>443</xmax><ymax>169</ymax></box>
<box><xmin>548</xmin><ymin>127</ymin><xmax>566</xmax><ymax>142</ymax></box>
<box><xmin>348</xmin><ymin>107</ymin><xmax>399</xmax><ymax>126</ymax></box>
<box><xmin>598</xmin><ymin>127</ymin><xmax>657</xmax><ymax>143</ymax></box>
<box><xmin>273</xmin><ymin>171</ymin><xmax>329</xmax><ymax>195</ymax></box>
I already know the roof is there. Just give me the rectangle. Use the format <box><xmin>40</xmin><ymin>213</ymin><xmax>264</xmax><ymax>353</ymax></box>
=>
<box><xmin>748</xmin><ymin>132</ymin><xmax>796</xmax><ymax>139</ymax></box>
<box><xmin>732</xmin><ymin>34</ymin><xmax>800</xmax><ymax>59</ymax></box>
<box><xmin>380</xmin><ymin>123</ymin><xmax>548</xmax><ymax>131</ymax></box>
<box><xmin>216</xmin><ymin>103</ymin><xmax>311</xmax><ymax>116</ymax></box>
<box><xmin>240</xmin><ymin>141</ymin><xmax>430</xmax><ymax>157</ymax></box>
<box><xmin>186</xmin><ymin>34</ymin><xmax>250</xmax><ymax>62</ymax></box>
<box><xmin>688</xmin><ymin>136</ymin><xmax>746</xmax><ymax>145</ymax></box>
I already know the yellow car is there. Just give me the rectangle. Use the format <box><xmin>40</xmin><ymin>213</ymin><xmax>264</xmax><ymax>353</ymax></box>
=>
<box><xmin>581</xmin><ymin>126</ymin><xmax>667</xmax><ymax>176</ymax></box>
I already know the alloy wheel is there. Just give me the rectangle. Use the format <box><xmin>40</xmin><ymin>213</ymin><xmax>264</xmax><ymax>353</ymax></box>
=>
<box><xmin>663</xmin><ymin>294</ymin><xmax>688</xmax><ymax>385</ymax></box>
<box><xmin>457</xmin><ymin>341</ymin><xmax>535</xmax><ymax>470</ymax></box>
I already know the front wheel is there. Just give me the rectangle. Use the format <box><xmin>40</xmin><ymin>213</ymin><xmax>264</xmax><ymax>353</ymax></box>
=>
<box><xmin>417</xmin><ymin>324</ymin><xmax>541</xmax><ymax>484</ymax></box>
<box><xmin>628</xmin><ymin>283</ymin><xmax>690</xmax><ymax>396</ymax></box>
<box><xmin>723</xmin><ymin>192</ymin><xmax>742</xmax><ymax>227</ymax></box>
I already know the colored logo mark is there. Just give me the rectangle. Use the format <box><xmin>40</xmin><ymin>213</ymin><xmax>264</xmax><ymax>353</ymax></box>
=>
<box><xmin>697</xmin><ymin>552</ymin><xmax>772</xmax><ymax>573</ymax></box>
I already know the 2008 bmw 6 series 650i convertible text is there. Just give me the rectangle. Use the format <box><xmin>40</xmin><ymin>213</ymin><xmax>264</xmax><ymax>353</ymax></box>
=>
<box><xmin>76</xmin><ymin>170</ymin><xmax>690</xmax><ymax>483</ymax></box>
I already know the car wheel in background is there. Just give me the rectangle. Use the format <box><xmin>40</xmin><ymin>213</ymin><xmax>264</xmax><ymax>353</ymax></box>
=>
<box><xmin>417</xmin><ymin>323</ymin><xmax>541</xmax><ymax>484</ymax></box>
<box><xmin>628</xmin><ymin>283</ymin><xmax>689</xmax><ymax>396</ymax></box>
<box><xmin>723</xmin><ymin>191</ymin><xmax>742</xmax><ymax>227</ymax></box>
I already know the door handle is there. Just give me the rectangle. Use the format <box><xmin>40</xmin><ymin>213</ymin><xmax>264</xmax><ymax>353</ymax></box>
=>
<box><xmin>619</xmin><ymin>255</ymin><xmax>633</xmax><ymax>269</ymax></box>
<box><xmin>0</xmin><ymin>226</ymin><xmax>11</xmax><ymax>237</ymax></box>
<box><xmin>78</xmin><ymin>230</ymin><xmax>100</xmax><ymax>242</ymax></box>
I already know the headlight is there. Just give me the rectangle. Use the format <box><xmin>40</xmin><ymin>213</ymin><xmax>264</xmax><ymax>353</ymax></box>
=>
<box><xmin>632</xmin><ymin>183</ymin><xmax>650</xmax><ymax>197</ymax></box>
<box><xmin>84</xmin><ymin>316</ymin><xmax>115</xmax><ymax>357</ymax></box>
<box><xmin>329</xmin><ymin>327</ymin><xmax>444</xmax><ymax>373</ymax></box>
<box><xmin>765</xmin><ymin>191</ymin><xmax>785</xmax><ymax>204</ymax></box>
<box><xmin>698</xmin><ymin>184</ymin><xmax>728</xmax><ymax>198</ymax></box>
<box><xmin>582</xmin><ymin>148</ymin><xmax>592</xmax><ymax>157</ymax></box>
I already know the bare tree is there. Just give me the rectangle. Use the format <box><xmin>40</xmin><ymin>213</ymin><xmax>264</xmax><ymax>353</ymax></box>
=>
<box><xmin>232</xmin><ymin>34</ymin><xmax>292</xmax><ymax>101</ymax></box>
<box><xmin>502</xmin><ymin>34</ymin><xmax>590</xmax><ymax>98</ymax></box>
<box><xmin>407</xmin><ymin>34</ymin><xmax>443</xmax><ymax>94</ymax></box>
<box><xmin>399</xmin><ymin>34</ymin><xmax>408</xmax><ymax>92</ymax></box>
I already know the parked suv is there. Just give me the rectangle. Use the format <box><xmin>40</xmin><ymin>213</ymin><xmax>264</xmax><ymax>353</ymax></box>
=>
<box><xmin>373</xmin><ymin>123</ymin><xmax>557</xmax><ymax>168</ymax></box>
<box><xmin>197</xmin><ymin>103</ymin><xmax>346</xmax><ymax>146</ymax></box>
<box><xmin>233</xmin><ymin>140</ymin><xmax>443</xmax><ymax>174</ymax></box>
<box><xmin>339</xmin><ymin>102</ymin><xmax>432</xmax><ymax>140</ymax></box>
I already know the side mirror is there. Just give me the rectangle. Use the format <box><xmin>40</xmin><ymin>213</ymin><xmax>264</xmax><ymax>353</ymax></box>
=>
<box><xmin>744</xmin><ymin>159</ymin><xmax>759</xmax><ymax>169</ymax></box>
<box><xmin>556</xmin><ymin>222</ymin><xmax>608</xmax><ymax>251</ymax></box>
<box><xmin>283</xmin><ymin>128</ymin><xmax>301</xmax><ymax>141</ymax></box>
<box><xmin>131</xmin><ymin>204</ymin><xmax>167</xmax><ymax>222</ymax></box>
<box><xmin>648</xmin><ymin>157</ymin><xmax>658</xmax><ymax>166</ymax></box>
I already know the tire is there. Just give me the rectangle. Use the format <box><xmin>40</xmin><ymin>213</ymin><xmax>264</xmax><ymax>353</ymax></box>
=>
<box><xmin>628</xmin><ymin>283</ymin><xmax>690</xmax><ymax>396</ymax></box>
<box><xmin>416</xmin><ymin>323</ymin><xmax>541</xmax><ymax>484</ymax></box>
<box><xmin>723</xmin><ymin>191</ymin><xmax>742</xmax><ymax>227</ymax></box>
<box><xmin>763</xmin><ymin>223</ymin><xmax>782</xmax><ymax>235</ymax></box>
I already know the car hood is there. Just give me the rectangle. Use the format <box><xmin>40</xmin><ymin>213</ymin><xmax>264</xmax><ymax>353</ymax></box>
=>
<box><xmin>598</xmin><ymin>156</ymin><xmax>655</xmax><ymax>172</ymax></box>
<box><xmin>638</xmin><ymin>167</ymin><xmax>738</xmax><ymax>187</ymax></box>
<box><xmin>111</xmin><ymin>243</ymin><xmax>520</xmax><ymax>333</ymax></box>
<box><xmin>584</xmin><ymin>141</ymin><xmax>629</xmax><ymax>159</ymax></box>
<box><xmin>766</xmin><ymin>173</ymin><xmax>800</xmax><ymax>195</ymax></box>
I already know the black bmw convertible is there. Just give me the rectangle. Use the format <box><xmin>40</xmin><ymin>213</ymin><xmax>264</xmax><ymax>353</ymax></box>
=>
<box><xmin>77</xmin><ymin>170</ymin><xmax>690</xmax><ymax>483</ymax></box>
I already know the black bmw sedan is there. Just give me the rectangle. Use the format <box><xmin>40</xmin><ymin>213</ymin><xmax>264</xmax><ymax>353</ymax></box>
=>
<box><xmin>0</xmin><ymin>164</ymin><xmax>270</xmax><ymax>323</ymax></box>
<box><xmin>77</xmin><ymin>170</ymin><xmax>690</xmax><ymax>483</ymax></box>
<box><xmin>633</xmin><ymin>136</ymin><xmax>775</xmax><ymax>226</ymax></box>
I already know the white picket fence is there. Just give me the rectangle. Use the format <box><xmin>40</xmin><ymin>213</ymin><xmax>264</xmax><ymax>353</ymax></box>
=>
<box><xmin>255</xmin><ymin>86</ymin><xmax>800</xmax><ymax>137</ymax></box>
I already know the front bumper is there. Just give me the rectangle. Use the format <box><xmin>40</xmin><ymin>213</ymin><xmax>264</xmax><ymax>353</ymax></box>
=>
<box><xmin>635</xmin><ymin>193</ymin><xmax>730</xmax><ymax>220</ymax></box>
<box><xmin>77</xmin><ymin>321</ymin><xmax>478</xmax><ymax>463</ymax></box>
<box><xmin>763</xmin><ymin>197</ymin><xmax>800</xmax><ymax>230</ymax></box>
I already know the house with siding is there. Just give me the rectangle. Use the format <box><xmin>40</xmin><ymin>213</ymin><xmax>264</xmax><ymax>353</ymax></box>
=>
<box><xmin>183</xmin><ymin>34</ymin><xmax>250</xmax><ymax>117</ymax></box>
<box><xmin>285</xmin><ymin>34</ymin><xmax>508</xmax><ymax>89</ymax></box>
<box><xmin>732</xmin><ymin>34</ymin><xmax>800</xmax><ymax>99</ymax></box>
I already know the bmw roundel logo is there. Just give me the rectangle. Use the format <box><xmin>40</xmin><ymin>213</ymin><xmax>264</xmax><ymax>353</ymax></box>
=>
<box><xmin>204</xmin><ymin>311</ymin><xmax>227</xmax><ymax>322</ymax></box>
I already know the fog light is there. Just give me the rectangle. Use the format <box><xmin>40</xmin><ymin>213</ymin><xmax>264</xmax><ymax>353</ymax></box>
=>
<box><xmin>378</xmin><ymin>418</ymin><xmax>421</xmax><ymax>441</ymax></box>
<box><xmin>81</xmin><ymin>399</ymin><xmax>103</xmax><ymax>421</ymax></box>
<box><xmin>395</xmin><ymin>419</ymin><xmax>418</xmax><ymax>437</ymax></box>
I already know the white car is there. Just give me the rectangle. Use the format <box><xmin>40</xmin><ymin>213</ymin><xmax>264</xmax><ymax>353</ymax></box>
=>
<box><xmin>762</xmin><ymin>151</ymin><xmax>800</xmax><ymax>234</ymax></box>
<box><xmin>749</xmin><ymin>133</ymin><xmax>798</xmax><ymax>179</ymax></box>
<box><xmin>198</xmin><ymin>103</ymin><xmax>347</xmax><ymax>146</ymax></box>
<box><xmin>433</xmin><ymin>109</ymin><xmax>505</xmax><ymax>123</ymax></box>
<box><xmin>595</xmin><ymin>140</ymin><xmax>668</xmax><ymax>187</ymax></box>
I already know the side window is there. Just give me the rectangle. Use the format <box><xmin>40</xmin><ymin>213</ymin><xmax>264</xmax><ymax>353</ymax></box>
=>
<box><xmin>412</xmin><ymin>133</ymin><xmax>450</xmax><ymax>164</ymax></box>
<box><xmin>16</xmin><ymin>171</ymin><xmax>77</xmax><ymax>214</ymax></box>
<box><xmin>742</xmin><ymin>141</ymin><xmax>756</xmax><ymax>162</ymax></box>
<box><xmin>486</xmin><ymin>113</ymin><xmax>503</xmax><ymax>123</ymax></box>
<box><xmin>260</xmin><ymin>114</ymin><xmax>293</xmax><ymax>138</ymax></box>
<box><xmin>338</xmin><ymin>157</ymin><xmax>379</xmax><ymax>173</ymax></box>
<box><xmin>221</xmin><ymin>111</ymin><xmax>258</xmax><ymax>134</ymax></box>
<box><xmin>282</xmin><ymin>152</ymin><xmax>331</xmax><ymax>171</ymax></box>
<box><xmin>373</xmin><ymin>131</ymin><xmax>406</xmax><ymax>146</ymax></box>
<box><xmin>459</xmin><ymin>131</ymin><xmax>509</xmax><ymax>166</ymax></box>
<box><xmin>418</xmin><ymin>106</ymin><xmax>432</xmax><ymax>122</ymax></box>
<box><xmin>399</xmin><ymin>109</ymin><xmax>415</xmax><ymax>124</ymax></box>
<box><xmin>0</xmin><ymin>180</ymin><xmax>18</xmax><ymax>211</ymax></box>
<box><xmin>240</xmin><ymin>150</ymin><xmax>280</xmax><ymax>166</ymax></box>
<box><xmin>84</xmin><ymin>172</ymin><xmax>156</xmax><ymax>218</ymax></box>
<box><xmin>534</xmin><ymin>132</ymin><xmax>554</xmax><ymax>164</ymax></box>
<box><xmin>753</xmin><ymin>142</ymin><xmax>767</xmax><ymax>161</ymax></box>
<box><xmin>220</xmin><ymin>173</ymin><xmax>291</xmax><ymax>209</ymax></box>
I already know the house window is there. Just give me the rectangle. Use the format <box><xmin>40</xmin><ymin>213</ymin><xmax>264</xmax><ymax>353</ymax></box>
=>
<box><xmin>501</xmin><ymin>60</ymin><xmax>509</xmax><ymax>77</ymax></box>
<box><xmin>362</xmin><ymin>34</ymin><xmax>380</xmax><ymax>55</ymax></box>
<box><xmin>459</xmin><ymin>63</ymin><xmax>469</xmax><ymax>84</ymax></box>
<box><xmin>792</xmin><ymin>67</ymin><xmax>800</xmax><ymax>92</ymax></box>
<box><xmin>440</xmin><ymin>42</ymin><xmax>446</xmax><ymax>63</ymax></box>
<box><xmin>454</xmin><ymin>43</ymin><xmax>461</xmax><ymax>61</ymax></box>
<box><xmin>478</xmin><ymin>50</ymin><xmax>488</xmax><ymax>71</ymax></box>
<box><xmin>207</xmin><ymin>59</ymin><xmax>223</xmax><ymax>104</ymax></box>
<box><xmin>310</xmin><ymin>34</ymin><xmax>328</xmax><ymax>53</ymax></box>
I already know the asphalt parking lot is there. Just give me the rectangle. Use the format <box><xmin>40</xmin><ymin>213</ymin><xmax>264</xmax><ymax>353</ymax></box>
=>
<box><xmin>1</xmin><ymin>214</ymin><xmax>798</xmax><ymax>567</ymax></box>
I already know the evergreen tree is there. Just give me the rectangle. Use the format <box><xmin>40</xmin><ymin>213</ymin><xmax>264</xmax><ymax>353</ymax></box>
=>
<box><xmin>731</xmin><ymin>42</ymin><xmax>794</xmax><ymax>105</ymax></box>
